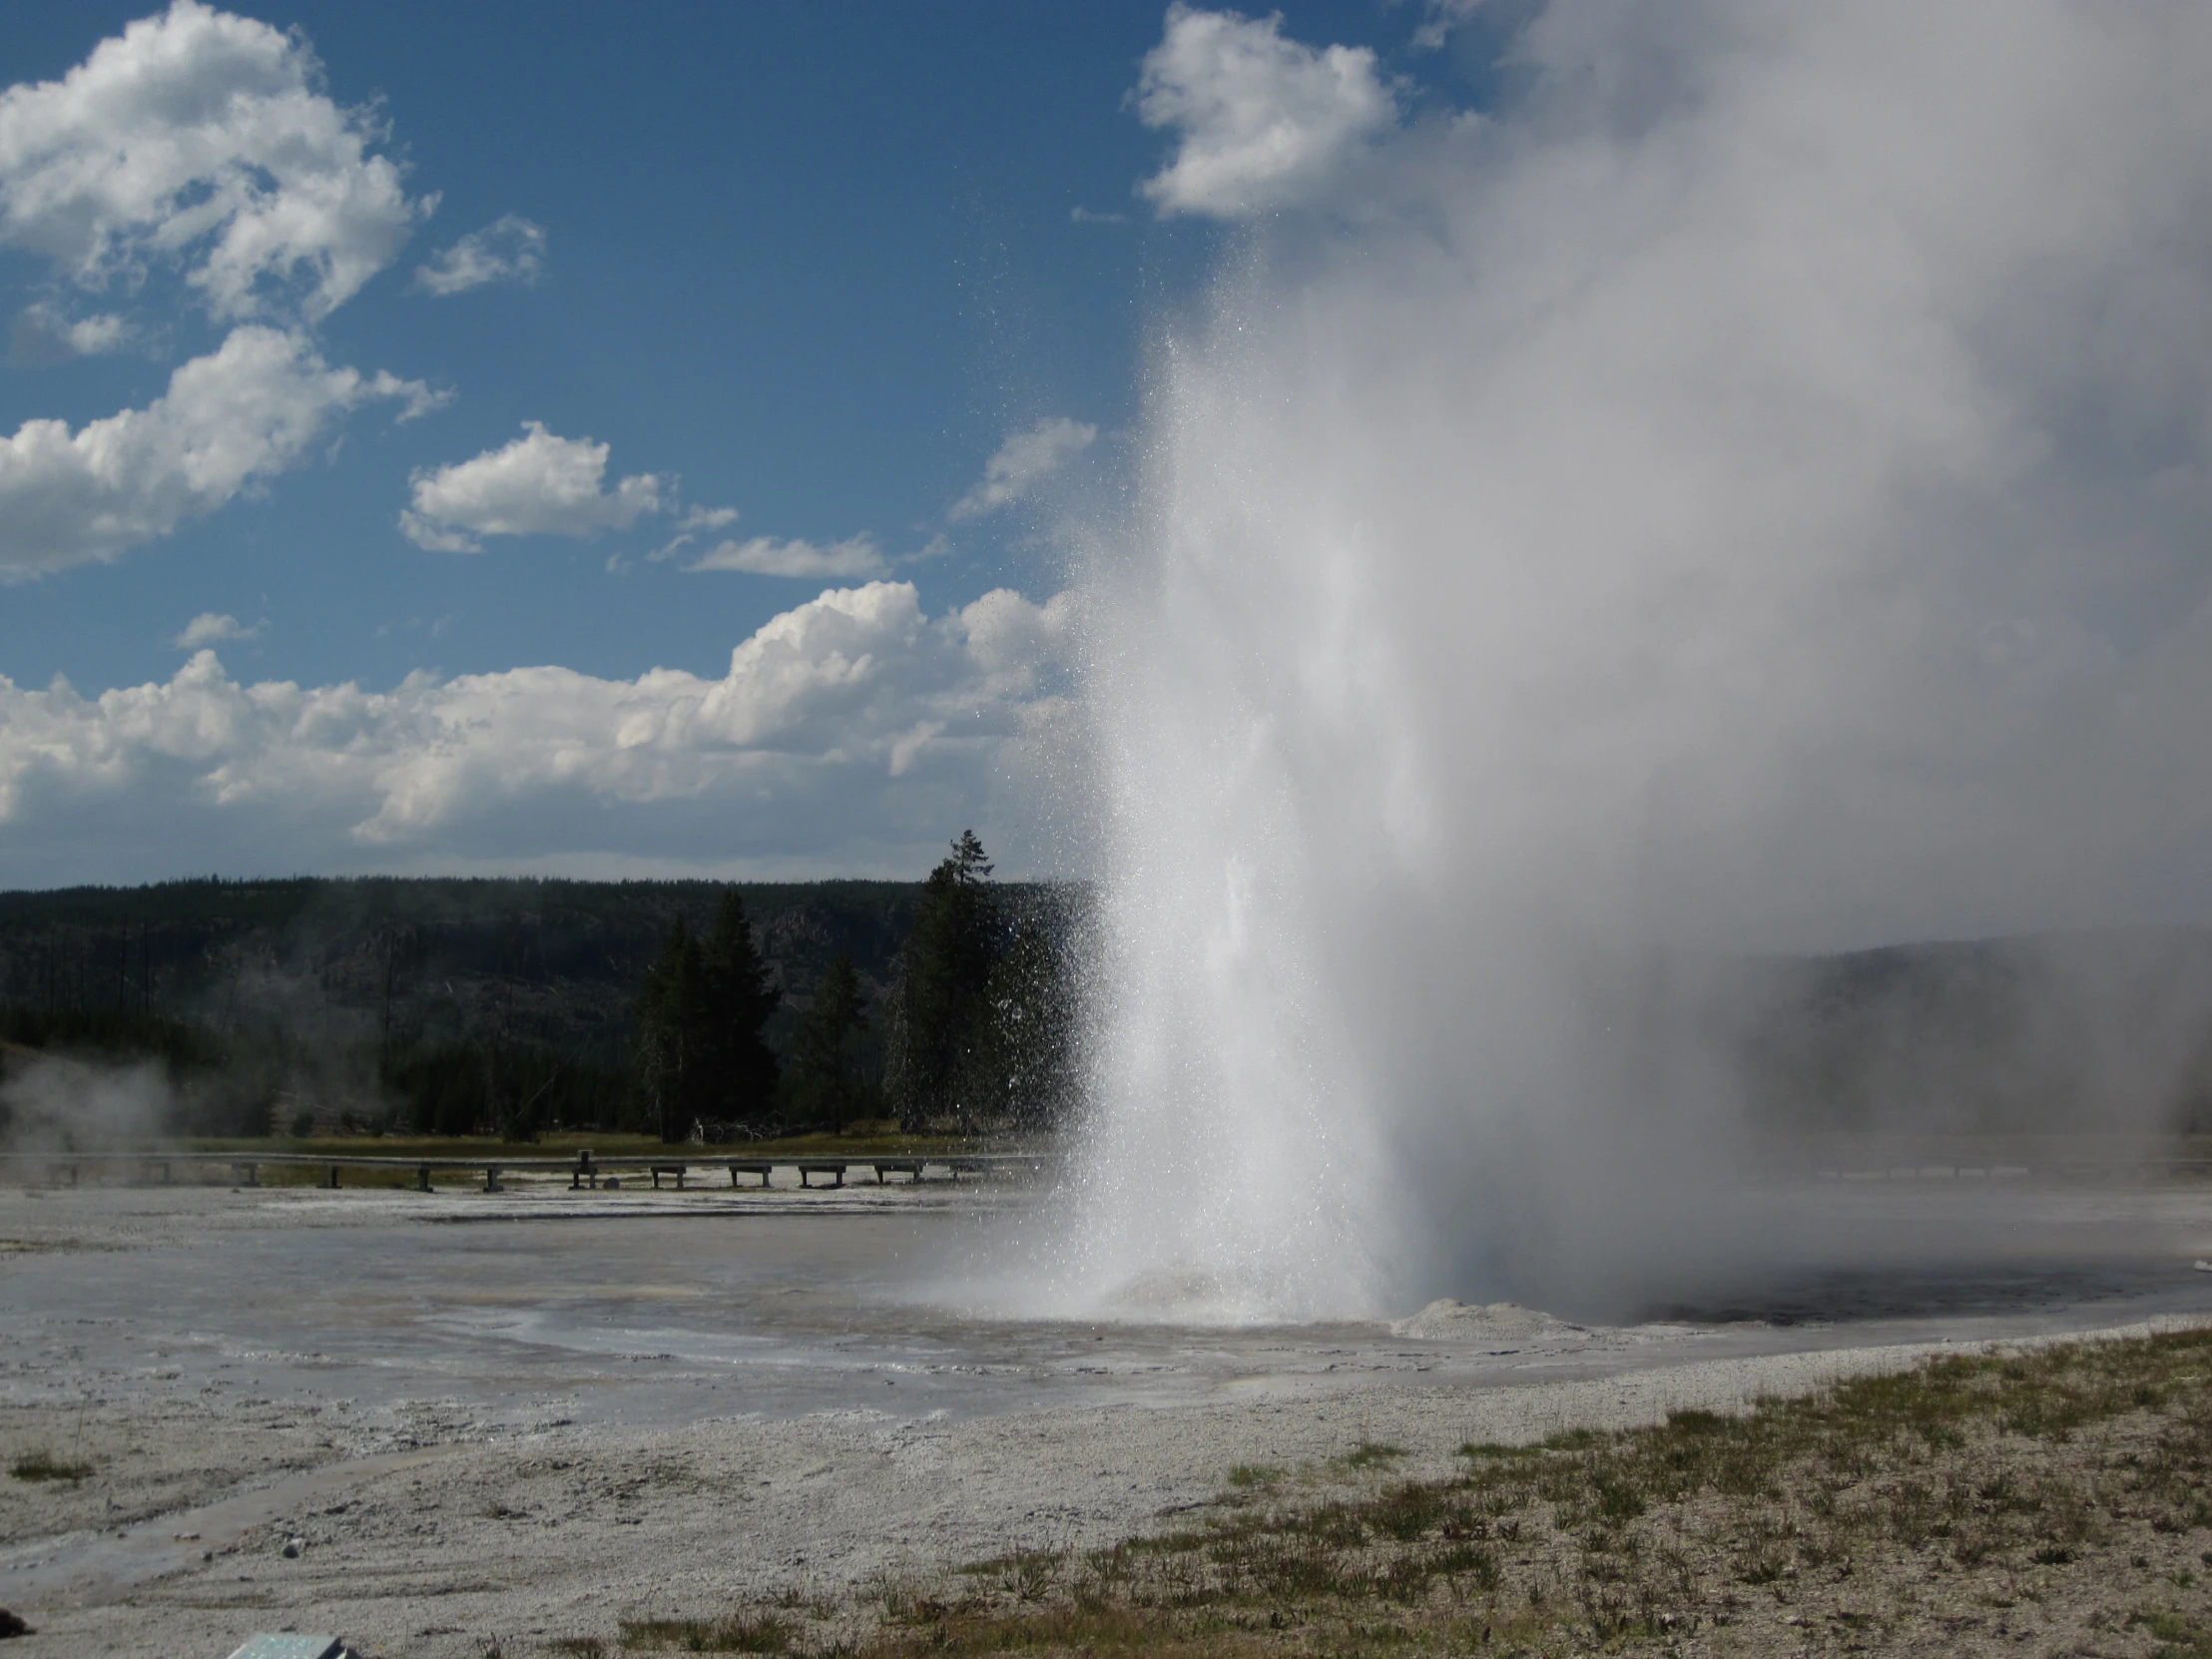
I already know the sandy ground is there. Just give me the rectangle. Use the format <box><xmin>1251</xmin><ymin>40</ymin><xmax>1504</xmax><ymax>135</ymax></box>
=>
<box><xmin>2</xmin><ymin>1177</ymin><xmax>2210</xmax><ymax>1657</ymax></box>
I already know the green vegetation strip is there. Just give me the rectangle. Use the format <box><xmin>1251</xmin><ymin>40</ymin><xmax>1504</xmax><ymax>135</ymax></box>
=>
<box><xmin>573</xmin><ymin>1328</ymin><xmax>2212</xmax><ymax>1656</ymax></box>
<box><xmin>177</xmin><ymin>1131</ymin><xmax>1001</xmax><ymax>1159</ymax></box>
<box><xmin>0</xmin><ymin>1133</ymin><xmax>1034</xmax><ymax>1192</ymax></box>
<box><xmin>8</xmin><ymin>1449</ymin><xmax>94</xmax><ymax>1483</ymax></box>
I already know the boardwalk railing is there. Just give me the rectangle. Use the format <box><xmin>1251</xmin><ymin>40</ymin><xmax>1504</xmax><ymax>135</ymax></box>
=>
<box><xmin>0</xmin><ymin>1148</ymin><xmax>1056</xmax><ymax>1193</ymax></box>
<box><xmin>1748</xmin><ymin>1133</ymin><xmax>2212</xmax><ymax>1183</ymax></box>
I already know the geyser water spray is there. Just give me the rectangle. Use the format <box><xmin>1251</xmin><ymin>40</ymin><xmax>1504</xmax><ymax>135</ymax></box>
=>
<box><xmin>1046</xmin><ymin>1</ymin><xmax>2212</xmax><ymax>1323</ymax></box>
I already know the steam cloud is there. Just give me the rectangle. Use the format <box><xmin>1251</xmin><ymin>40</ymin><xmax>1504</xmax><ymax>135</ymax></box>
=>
<box><xmin>0</xmin><ymin>1054</ymin><xmax>170</xmax><ymax>1155</ymax></box>
<box><xmin>1052</xmin><ymin>1</ymin><xmax>2212</xmax><ymax>1321</ymax></box>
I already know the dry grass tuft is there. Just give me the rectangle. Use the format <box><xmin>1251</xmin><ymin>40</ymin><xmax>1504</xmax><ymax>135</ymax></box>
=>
<box><xmin>8</xmin><ymin>1448</ymin><xmax>93</xmax><ymax>1482</ymax></box>
<box><xmin>618</xmin><ymin>1613</ymin><xmax>795</xmax><ymax>1653</ymax></box>
<box><xmin>594</xmin><ymin>1328</ymin><xmax>2212</xmax><ymax>1655</ymax></box>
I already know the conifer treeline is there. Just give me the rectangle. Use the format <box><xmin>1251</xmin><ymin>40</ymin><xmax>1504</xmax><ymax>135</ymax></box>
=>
<box><xmin>883</xmin><ymin>829</ymin><xmax>1082</xmax><ymax>1132</ymax></box>
<box><xmin>629</xmin><ymin>830</ymin><xmax>1080</xmax><ymax>1139</ymax></box>
<box><xmin>632</xmin><ymin>891</ymin><xmax>785</xmax><ymax>1140</ymax></box>
<box><xmin>0</xmin><ymin>843</ymin><xmax>1084</xmax><ymax>1142</ymax></box>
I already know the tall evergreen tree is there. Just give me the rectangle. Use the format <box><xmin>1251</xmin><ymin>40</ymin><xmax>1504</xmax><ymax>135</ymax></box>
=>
<box><xmin>975</xmin><ymin>918</ymin><xmax>1079</xmax><ymax>1129</ymax></box>
<box><xmin>885</xmin><ymin>830</ymin><xmax>998</xmax><ymax>1129</ymax></box>
<box><xmin>702</xmin><ymin>890</ymin><xmax>781</xmax><ymax>1122</ymax></box>
<box><xmin>634</xmin><ymin>916</ymin><xmax>714</xmax><ymax>1141</ymax></box>
<box><xmin>786</xmin><ymin>953</ymin><xmax>866</xmax><ymax>1131</ymax></box>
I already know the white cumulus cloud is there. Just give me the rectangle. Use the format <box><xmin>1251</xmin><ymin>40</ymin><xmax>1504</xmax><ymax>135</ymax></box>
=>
<box><xmin>400</xmin><ymin>422</ymin><xmax>665</xmax><ymax>552</ymax></box>
<box><xmin>170</xmin><ymin>612</ymin><xmax>263</xmax><ymax>649</ymax></box>
<box><xmin>673</xmin><ymin>505</ymin><xmax>739</xmax><ymax>533</ymax></box>
<box><xmin>0</xmin><ymin>325</ymin><xmax>441</xmax><ymax>580</ymax></box>
<box><xmin>0</xmin><ymin>582</ymin><xmax>1077</xmax><ymax>880</ymax></box>
<box><xmin>0</xmin><ymin>5</ymin><xmax>445</xmax><ymax>576</ymax></box>
<box><xmin>1135</xmin><ymin>4</ymin><xmax>1396</xmax><ymax>219</ymax></box>
<box><xmin>0</xmin><ymin>0</ymin><xmax>426</xmax><ymax>323</ymax></box>
<box><xmin>413</xmin><ymin>214</ymin><xmax>547</xmax><ymax>296</ymax></box>
<box><xmin>55</xmin><ymin>310</ymin><xmax>132</xmax><ymax>354</ymax></box>
<box><xmin>654</xmin><ymin>509</ymin><xmax>892</xmax><ymax>578</ymax></box>
<box><xmin>646</xmin><ymin>504</ymin><xmax>740</xmax><ymax>565</ymax></box>
<box><xmin>1411</xmin><ymin>0</ymin><xmax>1488</xmax><ymax>50</ymax></box>
<box><xmin>686</xmin><ymin>534</ymin><xmax>888</xmax><ymax>579</ymax></box>
<box><xmin>10</xmin><ymin>302</ymin><xmax>135</xmax><ymax>361</ymax></box>
<box><xmin>950</xmin><ymin>416</ymin><xmax>1098</xmax><ymax>521</ymax></box>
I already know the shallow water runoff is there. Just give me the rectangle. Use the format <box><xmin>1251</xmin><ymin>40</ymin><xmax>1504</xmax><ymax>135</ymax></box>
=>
<box><xmin>6</xmin><ymin>1182</ymin><xmax>2212</xmax><ymax>1436</ymax></box>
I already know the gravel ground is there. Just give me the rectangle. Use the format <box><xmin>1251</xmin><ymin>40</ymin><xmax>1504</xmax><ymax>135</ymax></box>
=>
<box><xmin>0</xmin><ymin>1179</ymin><xmax>2208</xmax><ymax>1657</ymax></box>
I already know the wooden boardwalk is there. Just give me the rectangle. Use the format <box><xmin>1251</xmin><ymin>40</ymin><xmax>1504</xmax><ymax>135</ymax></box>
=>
<box><xmin>0</xmin><ymin>1148</ymin><xmax>1056</xmax><ymax>1193</ymax></box>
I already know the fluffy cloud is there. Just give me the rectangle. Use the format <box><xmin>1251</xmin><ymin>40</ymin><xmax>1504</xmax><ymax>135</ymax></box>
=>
<box><xmin>673</xmin><ymin>507</ymin><xmax>739</xmax><ymax>533</ymax></box>
<box><xmin>400</xmin><ymin>422</ymin><xmax>664</xmax><ymax>552</ymax></box>
<box><xmin>0</xmin><ymin>5</ymin><xmax>444</xmax><ymax>576</ymax></box>
<box><xmin>10</xmin><ymin>303</ymin><xmax>133</xmax><ymax>362</ymax></box>
<box><xmin>0</xmin><ymin>582</ymin><xmax>1076</xmax><ymax>880</ymax></box>
<box><xmin>651</xmin><ymin>507</ymin><xmax>894</xmax><ymax>579</ymax></box>
<box><xmin>645</xmin><ymin>504</ymin><xmax>739</xmax><ymax>566</ymax></box>
<box><xmin>414</xmin><ymin>215</ymin><xmax>547</xmax><ymax>295</ymax></box>
<box><xmin>949</xmin><ymin>416</ymin><xmax>1098</xmax><ymax>520</ymax></box>
<box><xmin>0</xmin><ymin>325</ymin><xmax>441</xmax><ymax>579</ymax></box>
<box><xmin>51</xmin><ymin>310</ymin><xmax>131</xmax><ymax>354</ymax></box>
<box><xmin>0</xmin><ymin>0</ymin><xmax>424</xmax><ymax>324</ymax></box>
<box><xmin>1135</xmin><ymin>4</ymin><xmax>1395</xmax><ymax>219</ymax></box>
<box><xmin>1411</xmin><ymin>0</ymin><xmax>1487</xmax><ymax>50</ymax></box>
<box><xmin>686</xmin><ymin>534</ymin><xmax>887</xmax><ymax>579</ymax></box>
<box><xmin>170</xmin><ymin>612</ymin><xmax>263</xmax><ymax>649</ymax></box>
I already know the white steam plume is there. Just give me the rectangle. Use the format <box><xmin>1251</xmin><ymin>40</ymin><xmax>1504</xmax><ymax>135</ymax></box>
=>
<box><xmin>0</xmin><ymin>1054</ymin><xmax>171</xmax><ymax>1153</ymax></box>
<box><xmin>1049</xmin><ymin>1</ymin><xmax>2212</xmax><ymax>1322</ymax></box>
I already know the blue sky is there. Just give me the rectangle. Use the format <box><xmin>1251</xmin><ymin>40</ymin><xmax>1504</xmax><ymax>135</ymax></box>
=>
<box><xmin>2</xmin><ymin>3</ymin><xmax>1164</xmax><ymax>692</ymax></box>
<box><xmin>6</xmin><ymin>0</ymin><xmax>2212</xmax><ymax>955</ymax></box>
<box><xmin>0</xmin><ymin>1</ymin><xmax>1480</xmax><ymax>693</ymax></box>
<box><xmin>0</xmin><ymin>0</ymin><xmax>1507</xmax><ymax>885</ymax></box>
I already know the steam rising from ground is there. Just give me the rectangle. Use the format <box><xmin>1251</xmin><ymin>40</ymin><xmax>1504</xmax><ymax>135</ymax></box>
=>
<box><xmin>1048</xmin><ymin>2</ymin><xmax>2212</xmax><ymax>1322</ymax></box>
<box><xmin>0</xmin><ymin>1053</ymin><xmax>170</xmax><ymax>1154</ymax></box>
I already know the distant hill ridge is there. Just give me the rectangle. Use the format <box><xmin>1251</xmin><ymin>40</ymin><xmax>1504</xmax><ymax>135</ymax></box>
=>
<box><xmin>0</xmin><ymin>874</ymin><xmax>1084</xmax><ymax>1137</ymax></box>
<box><xmin>1726</xmin><ymin>926</ymin><xmax>2212</xmax><ymax>1134</ymax></box>
<box><xmin>0</xmin><ymin>875</ymin><xmax>960</xmax><ymax>1048</ymax></box>
<box><xmin>3</xmin><ymin>880</ymin><xmax>2207</xmax><ymax>1137</ymax></box>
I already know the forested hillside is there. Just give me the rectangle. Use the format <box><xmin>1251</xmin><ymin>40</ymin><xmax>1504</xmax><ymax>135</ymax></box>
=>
<box><xmin>1734</xmin><ymin>928</ymin><xmax>2212</xmax><ymax>1135</ymax></box>
<box><xmin>7</xmin><ymin>863</ymin><xmax>2212</xmax><ymax>1145</ymax></box>
<box><xmin>0</xmin><ymin>856</ymin><xmax>1084</xmax><ymax>1140</ymax></box>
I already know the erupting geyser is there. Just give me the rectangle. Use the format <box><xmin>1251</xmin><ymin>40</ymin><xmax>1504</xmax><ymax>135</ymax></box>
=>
<box><xmin>1045</xmin><ymin>2</ymin><xmax>2212</xmax><ymax>1323</ymax></box>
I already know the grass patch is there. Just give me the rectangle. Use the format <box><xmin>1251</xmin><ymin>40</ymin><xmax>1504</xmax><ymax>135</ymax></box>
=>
<box><xmin>1225</xmin><ymin>1463</ymin><xmax>1285</xmax><ymax>1489</ymax></box>
<box><xmin>1333</xmin><ymin>1441</ymin><xmax>1407</xmax><ymax>1471</ymax></box>
<box><xmin>618</xmin><ymin>1613</ymin><xmax>794</xmax><ymax>1652</ymax></box>
<box><xmin>181</xmin><ymin>1130</ymin><xmax>1003</xmax><ymax>1160</ymax></box>
<box><xmin>2130</xmin><ymin>1609</ymin><xmax>2212</xmax><ymax>1659</ymax></box>
<box><xmin>9</xmin><ymin>1448</ymin><xmax>93</xmax><ymax>1482</ymax></box>
<box><xmin>865</xmin><ymin>1601</ymin><xmax>1248</xmax><ymax>1657</ymax></box>
<box><xmin>956</xmin><ymin>1549</ymin><xmax>1062</xmax><ymax>1601</ymax></box>
<box><xmin>620</xmin><ymin>1326</ymin><xmax>2212</xmax><ymax>1656</ymax></box>
<box><xmin>1455</xmin><ymin>1439</ymin><xmax>1541</xmax><ymax>1460</ymax></box>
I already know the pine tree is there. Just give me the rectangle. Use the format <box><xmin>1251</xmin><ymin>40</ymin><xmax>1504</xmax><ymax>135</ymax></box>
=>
<box><xmin>702</xmin><ymin>890</ymin><xmax>781</xmax><ymax>1122</ymax></box>
<box><xmin>787</xmin><ymin>953</ymin><xmax>866</xmax><ymax>1131</ymax></box>
<box><xmin>634</xmin><ymin>916</ymin><xmax>713</xmax><ymax>1142</ymax></box>
<box><xmin>885</xmin><ymin>830</ymin><xmax>999</xmax><ymax>1129</ymax></box>
<box><xmin>976</xmin><ymin>918</ymin><xmax>1078</xmax><ymax>1129</ymax></box>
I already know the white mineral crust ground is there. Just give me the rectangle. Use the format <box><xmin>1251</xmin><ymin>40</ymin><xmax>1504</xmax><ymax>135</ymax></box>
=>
<box><xmin>3</xmin><ymin>1177</ymin><xmax>2211</xmax><ymax>1656</ymax></box>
